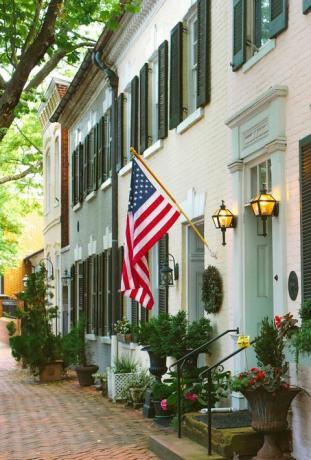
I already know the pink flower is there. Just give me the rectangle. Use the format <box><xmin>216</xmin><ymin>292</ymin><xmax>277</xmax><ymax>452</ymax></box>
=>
<box><xmin>249</xmin><ymin>378</ymin><xmax>256</xmax><ymax>385</ymax></box>
<box><xmin>184</xmin><ymin>392</ymin><xmax>198</xmax><ymax>401</ymax></box>
<box><xmin>160</xmin><ymin>399</ymin><xmax>168</xmax><ymax>411</ymax></box>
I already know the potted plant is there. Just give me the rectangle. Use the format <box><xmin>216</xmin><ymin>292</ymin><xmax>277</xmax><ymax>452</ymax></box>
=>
<box><xmin>114</xmin><ymin>317</ymin><xmax>132</xmax><ymax>343</ymax></box>
<box><xmin>291</xmin><ymin>300</ymin><xmax>311</xmax><ymax>363</ymax></box>
<box><xmin>8</xmin><ymin>267</ymin><xmax>63</xmax><ymax>382</ymax></box>
<box><xmin>134</xmin><ymin>314</ymin><xmax>171</xmax><ymax>380</ymax></box>
<box><xmin>62</xmin><ymin>318</ymin><xmax>98</xmax><ymax>386</ymax></box>
<box><xmin>93</xmin><ymin>372</ymin><xmax>108</xmax><ymax>396</ymax></box>
<box><xmin>152</xmin><ymin>381</ymin><xmax>174</xmax><ymax>418</ymax></box>
<box><xmin>107</xmin><ymin>356</ymin><xmax>138</xmax><ymax>401</ymax></box>
<box><xmin>230</xmin><ymin>315</ymin><xmax>300</xmax><ymax>460</ymax></box>
<box><xmin>121</xmin><ymin>370</ymin><xmax>154</xmax><ymax>408</ymax></box>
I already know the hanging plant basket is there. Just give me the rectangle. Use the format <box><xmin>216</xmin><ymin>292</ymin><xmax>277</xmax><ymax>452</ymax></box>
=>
<box><xmin>201</xmin><ymin>266</ymin><xmax>223</xmax><ymax>314</ymax></box>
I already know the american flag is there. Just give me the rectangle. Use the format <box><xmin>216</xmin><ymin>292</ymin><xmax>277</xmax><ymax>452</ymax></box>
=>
<box><xmin>121</xmin><ymin>158</ymin><xmax>180</xmax><ymax>310</ymax></box>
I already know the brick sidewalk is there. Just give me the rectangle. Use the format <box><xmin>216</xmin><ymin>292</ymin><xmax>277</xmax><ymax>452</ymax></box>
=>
<box><xmin>0</xmin><ymin>342</ymin><xmax>164</xmax><ymax>460</ymax></box>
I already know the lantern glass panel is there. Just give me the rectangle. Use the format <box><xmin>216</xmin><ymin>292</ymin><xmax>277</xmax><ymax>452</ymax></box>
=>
<box><xmin>258</xmin><ymin>194</ymin><xmax>276</xmax><ymax>216</ymax></box>
<box><xmin>218</xmin><ymin>209</ymin><xmax>234</xmax><ymax>228</ymax></box>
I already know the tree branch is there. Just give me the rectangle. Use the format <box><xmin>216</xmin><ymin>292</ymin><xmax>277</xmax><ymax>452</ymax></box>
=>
<box><xmin>0</xmin><ymin>73</ymin><xmax>6</xmax><ymax>90</ymax></box>
<box><xmin>25</xmin><ymin>41</ymin><xmax>95</xmax><ymax>91</ymax></box>
<box><xmin>0</xmin><ymin>161</ymin><xmax>42</xmax><ymax>185</ymax></box>
<box><xmin>14</xmin><ymin>122</ymin><xmax>42</xmax><ymax>155</ymax></box>
<box><xmin>22</xmin><ymin>0</ymin><xmax>43</xmax><ymax>54</ymax></box>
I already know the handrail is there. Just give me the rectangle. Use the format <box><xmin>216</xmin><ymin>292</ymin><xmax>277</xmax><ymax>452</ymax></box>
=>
<box><xmin>169</xmin><ymin>328</ymin><xmax>239</xmax><ymax>371</ymax></box>
<box><xmin>201</xmin><ymin>339</ymin><xmax>257</xmax><ymax>456</ymax></box>
<box><xmin>172</xmin><ymin>327</ymin><xmax>239</xmax><ymax>438</ymax></box>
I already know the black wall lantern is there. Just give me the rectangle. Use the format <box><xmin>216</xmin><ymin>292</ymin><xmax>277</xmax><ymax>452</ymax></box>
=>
<box><xmin>250</xmin><ymin>184</ymin><xmax>279</xmax><ymax>237</ymax></box>
<box><xmin>61</xmin><ymin>268</ymin><xmax>71</xmax><ymax>287</ymax></box>
<box><xmin>212</xmin><ymin>200</ymin><xmax>236</xmax><ymax>246</ymax></box>
<box><xmin>160</xmin><ymin>254</ymin><xmax>179</xmax><ymax>287</ymax></box>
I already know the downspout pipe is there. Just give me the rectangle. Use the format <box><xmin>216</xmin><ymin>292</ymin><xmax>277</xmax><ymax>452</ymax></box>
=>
<box><xmin>92</xmin><ymin>51</ymin><xmax>120</xmax><ymax>332</ymax></box>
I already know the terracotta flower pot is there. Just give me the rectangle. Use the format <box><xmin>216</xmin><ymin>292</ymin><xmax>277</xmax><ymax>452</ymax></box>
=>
<box><xmin>243</xmin><ymin>387</ymin><xmax>301</xmax><ymax>459</ymax></box>
<box><xmin>75</xmin><ymin>364</ymin><xmax>99</xmax><ymax>386</ymax></box>
<box><xmin>39</xmin><ymin>360</ymin><xmax>63</xmax><ymax>383</ymax></box>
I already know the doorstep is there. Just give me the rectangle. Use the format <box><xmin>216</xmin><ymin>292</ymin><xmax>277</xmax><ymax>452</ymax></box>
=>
<box><xmin>149</xmin><ymin>434</ymin><xmax>225</xmax><ymax>460</ymax></box>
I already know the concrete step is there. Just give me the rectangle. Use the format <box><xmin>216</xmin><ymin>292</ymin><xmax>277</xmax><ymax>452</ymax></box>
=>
<box><xmin>149</xmin><ymin>434</ymin><xmax>225</xmax><ymax>460</ymax></box>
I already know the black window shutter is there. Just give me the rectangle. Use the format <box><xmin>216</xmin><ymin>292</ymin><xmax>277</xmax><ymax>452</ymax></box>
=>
<box><xmin>197</xmin><ymin>0</ymin><xmax>211</xmax><ymax>108</ymax></box>
<box><xmin>158</xmin><ymin>234</ymin><xmax>169</xmax><ymax>314</ymax></box>
<box><xmin>130</xmin><ymin>76</ymin><xmax>139</xmax><ymax>152</ymax></box>
<box><xmin>169</xmin><ymin>22</ymin><xmax>183</xmax><ymax>130</ymax></box>
<box><xmin>93</xmin><ymin>255</ymin><xmax>98</xmax><ymax>335</ymax></box>
<box><xmin>232</xmin><ymin>0</ymin><xmax>246</xmax><ymax>71</ymax></box>
<box><xmin>131</xmin><ymin>300</ymin><xmax>139</xmax><ymax>326</ymax></box>
<box><xmin>118</xmin><ymin>246</ymin><xmax>124</xmax><ymax>320</ymax></box>
<box><xmin>78</xmin><ymin>143</ymin><xmax>84</xmax><ymax>202</ymax></box>
<box><xmin>97</xmin><ymin>119</ymin><xmax>103</xmax><ymax>186</ymax></box>
<box><xmin>71</xmin><ymin>150</ymin><xmax>75</xmax><ymax>206</ymax></box>
<box><xmin>303</xmin><ymin>0</ymin><xmax>311</xmax><ymax>14</ymax></box>
<box><xmin>93</xmin><ymin>123</ymin><xmax>99</xmax><ymax>190</ymax></box>
<box><xmin>300</xmin><ymin>137</ymin><xmax>311</xmax><ymax>301</ymax></box>
<box><xmin>158</xmin><ymin>40</ymin><xmax>168</xmax><ymax>140</ymax></box>
<box><xmin>78</xmin><ymin>262</ymin><xmax>84</xmax><ymax>318</ymax></box>
<box><xmin>107</xmin><ymin>249</ymin><xmax>112</xmax><ymax>334</ymax></box>
<box><xmin>83</xmin><ymin>259</ymin><xmax>89</xmax><ymax>323</ymax></box>
<box><xmin>103</xmin><ymin>251</ymin><xmax>108</xmax><ymax>335</ymax></box>
<box><xmin>140</xmin><ymin>305</ymin><xmax>148</xmax><ymax>324</ymax></box>
<box><xmin>70</xmin><ymin>264</ymin><xmax>76</xmax><ymax>327</ymax></box>
<box><xmin>140</xmin><ymin>63</ymin><xmax>149</xmax><ymax>153</ymax></box>
<box><xmin>254</xmin><ymin>0</ymin><xmax>262</xmax><ymax>49</ymax></box>
<box><xmin>269</xmin><ymin>0</ymin><xmax>288</xmax><ymax>38</ymax></box>
<box><xmin>97</xmin><ymin>253</ymin><xmax>103</xmax><ymax>336</ymax></box>
<box><xmin>117</xmin><ymin>93</ymin><xmax>124</xmax><ymax>171</ymax></box>
<box><xmin>87</xmin><ymin>257</ymin><xmax>93</xmax><ymax>333</ymax></box>
<box><xmin>83</xmin><ymin>135</ymin><xmax>89</xmax><ymax>197</ymax></box>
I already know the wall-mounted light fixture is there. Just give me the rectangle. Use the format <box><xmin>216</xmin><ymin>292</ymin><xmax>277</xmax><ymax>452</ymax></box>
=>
<box><xmin>249</xmin><ymin>184</ymin><xmax>279</xmax><ymax>237</ymax></box>
<box><xmin>61</xmin><ymin>268</ymin><xmax>71</xmax><ymax>287</ymax></box>
<box><xmin>212</xmin><ymin>200</ymin><xmax>236</xmax><ymax>246</ymax></box>
<box><xmin>159</xmin><ymin>254</ymin><xmax>179</xmax><ymax>287</ymax></box>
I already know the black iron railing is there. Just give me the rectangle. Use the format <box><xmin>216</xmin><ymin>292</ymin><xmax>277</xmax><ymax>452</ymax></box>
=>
<box><xmin>169</xmin><ymin>328</ymin><xmax>239</xmax><ymax>438</ymax></box>
<box><xmin>199</xmin><ymin>339</ymin><xmax>257</xmax><ymax>456</ymax></box>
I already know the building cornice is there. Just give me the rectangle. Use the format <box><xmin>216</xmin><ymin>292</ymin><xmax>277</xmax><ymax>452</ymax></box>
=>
<box><xmin>225</xmin><ymin>85</ymin><xmax>288</xmax><ymax>128</ymax></box>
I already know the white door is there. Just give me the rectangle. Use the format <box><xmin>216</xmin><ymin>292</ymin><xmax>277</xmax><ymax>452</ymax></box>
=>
<box><xmin>187</xmin><ymin>223</ymin><xmax>205</xmax><ymax>322</ymax></box>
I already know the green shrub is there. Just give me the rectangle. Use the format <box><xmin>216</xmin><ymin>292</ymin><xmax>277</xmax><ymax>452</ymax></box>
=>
<box><xmin>186</xmin><ymin>317</ymin><xmax>213</xmax><ymax>350</ymax></box>
<box><xmin>201</xmin><ymin>266</ymin><xmax>223</xmax><ymax>314</ymax></box>
<box><xmin>62</xmin><ymin>319</ymin><xmax>86</xmax><ymax>367</ymax></box>
<box><xmin>254</xmin><ymin>317</ymin><xmax>284</xmax><ymax>369</ymax></box>
<box><xmin>113</xmin><ymin>356</ymin><xmax>137</xmax><ymax>373</ymax></box>
<box><xmin>152</xmin><ymin>381</ymin><xmax>174</xmax><ymax>401</ymax></box>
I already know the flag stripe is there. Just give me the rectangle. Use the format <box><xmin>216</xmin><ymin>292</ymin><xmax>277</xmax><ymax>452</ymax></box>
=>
<box><xmin>121</xmin><ymin>158</ymin><xmax>180</xmax><ymax>310</ymax></box>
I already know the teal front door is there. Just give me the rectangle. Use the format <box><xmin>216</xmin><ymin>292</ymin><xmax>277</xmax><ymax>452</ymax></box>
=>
<box><xmin>244</xmin><ymin>206</ymin><xmax>273</xmax><ymax>345</ymax></box>
<box><xmin>187</xmin><ymin>223</ymin><xmax>205</xmax><ymax>323</ymax></box>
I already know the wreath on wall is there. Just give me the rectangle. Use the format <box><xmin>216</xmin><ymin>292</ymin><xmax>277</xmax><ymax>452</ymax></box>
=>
<box><xmin>201</xmin><ymin>265</ymin><xmax>223</xmax><ymax>314</ymax></box>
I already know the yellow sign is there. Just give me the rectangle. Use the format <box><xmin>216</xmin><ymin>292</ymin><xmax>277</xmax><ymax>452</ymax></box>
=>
<box><xmin>237</xmin><ymin>335</ymin><xmax>251</xmax><ymax>348</ymax></box>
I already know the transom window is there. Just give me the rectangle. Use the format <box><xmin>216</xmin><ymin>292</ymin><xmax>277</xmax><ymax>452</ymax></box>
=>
<box><xmin>250</xmin><ymin>158</ymin><xmax>272</xmax><ymax>198</ymax></box>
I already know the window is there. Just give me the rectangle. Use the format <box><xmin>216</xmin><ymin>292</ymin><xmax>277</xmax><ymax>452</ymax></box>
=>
<box><xmin>250</xmin><ymin>158</ymin><xmax>272</xmax><ymax>199</ymax></box>
<box><xmin>188</xmin><ymin>15</ymin><xmax>198</xmax><ymax>114</ymax></box>
<box><xmin>45</xmin><ymin>149</ymin><xmax>51</xmax><ymax>213</ymax></box>
<box><xmin>54</xmin><ymin>137</ymin><xmax>60</xmax><ymax>206</ymax></box>
<box><xmin>151</xmin><ymin>58</ymin><xmax>159</xmax><ymax>143</ymax></box>
<box><xmin>232</xmin><ymin>0</ymin><xmax>288</xmax><ymax>71</ymax></box>
<box><xmin>246</xmin><ymin>0</ymin><xmax>270</xmax><ymax>59</ymax></box>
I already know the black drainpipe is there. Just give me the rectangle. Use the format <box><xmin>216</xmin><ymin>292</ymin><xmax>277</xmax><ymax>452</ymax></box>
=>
<box><xmin>92</xmin><ymin>51</ymin><xmax>120</xmax><ymax>332</ymax></box>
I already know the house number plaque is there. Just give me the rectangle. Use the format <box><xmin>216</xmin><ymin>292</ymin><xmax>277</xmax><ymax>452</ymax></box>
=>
<box><xmin>288</xmin><ymin>271</ymin><xmax>299</xmax><ymax>301</ymax></box>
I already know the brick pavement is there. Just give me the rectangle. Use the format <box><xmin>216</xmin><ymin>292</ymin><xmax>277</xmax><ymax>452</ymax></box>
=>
<box><xmin>0</xmin><ymin>342</ymin><xmax>164</xmax><ymax>460</ymax></box>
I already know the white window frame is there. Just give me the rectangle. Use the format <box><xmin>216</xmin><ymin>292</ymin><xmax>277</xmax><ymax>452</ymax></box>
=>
<box><xmin>125</xmin><ymin>85</ymin><xmax>132</xmax><ymax>164</ymax></box>
<box><xmin>151</xmin><ymin>57</ymin><xmax>159</xmax><ymax>144</ymax></box>
<box><xmin>45</xmin><ymin>149</ymin><xmax>51</xmax><ymax>214</ymax></box>
<box><xmin>187</xmin><ymin>12</ymin><xmax>198</xmax><ymax>115</ymax></box>
<box><xmin>246</xmin><ymin>0</ymin><xmax>271</xmax><ymax>60</ymax></box>
<box><xmin>54</xmin><ymin>136</ymin><xmax>60</xmax><ymax>207</ymax></box>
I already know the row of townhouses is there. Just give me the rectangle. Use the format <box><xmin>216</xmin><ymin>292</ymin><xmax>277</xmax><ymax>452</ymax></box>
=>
<box><xmin>38</xmin><ymin>1</ymin><xmax>311</xmax><ymax>457</ymax></box>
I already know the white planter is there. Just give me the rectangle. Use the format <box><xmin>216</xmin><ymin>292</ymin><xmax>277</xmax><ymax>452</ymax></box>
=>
<box><xmin>107</xmin><ymin>368</ymin><xmax>137</xmax><ymax>402</ymax></box>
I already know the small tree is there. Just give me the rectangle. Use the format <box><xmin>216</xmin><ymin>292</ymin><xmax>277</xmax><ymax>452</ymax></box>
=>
<box><xmin>8</xmin><ymin>265</ymin><xmax>62</xmax><ymax>375</ymax></box>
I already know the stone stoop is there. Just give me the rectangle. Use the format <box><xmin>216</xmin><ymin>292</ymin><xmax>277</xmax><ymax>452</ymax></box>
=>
<box><xmin>149</xmin><ymin>434</ymin><xmax>225</xmax><ymax>460</ymax></box>
<box><xmin>182</xmin><ymin>413</ymin><xmax>292</xmax><ymax>459</ymax></box>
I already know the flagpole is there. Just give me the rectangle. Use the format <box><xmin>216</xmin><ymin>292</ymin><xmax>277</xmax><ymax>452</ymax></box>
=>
<box><xmin>130</xmin><ymin>147</ymin><xmax>216</xmax><ymax>258</ymax></box>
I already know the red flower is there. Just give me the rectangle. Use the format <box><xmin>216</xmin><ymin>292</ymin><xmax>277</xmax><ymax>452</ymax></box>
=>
<box><xmin>274</xmin><ymin>315</ymin><xmax>282</xmax><ymax>329</ymax></box>
<box><xmin>249</xmin><ymin>378</ymin><xmax>256</xmax><ymax>385</ymax></box>
<box><xmin>251</xmin><ymin>368</ymin><xmax>259</xmax><ymax>373</ymax></box>
<box><xmin>256</xmin><ymin>371</ymin><xmax>266</xmax><ymax>381</ymax></box>
<box><xmin>184</xmin><ymin>392</ymin><xmax>198</xmax><ymax>401</ymax></box>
